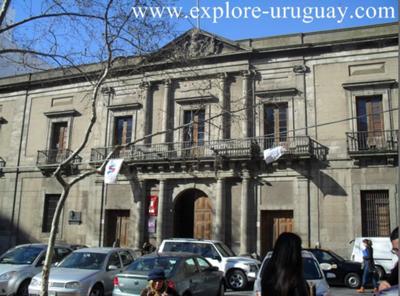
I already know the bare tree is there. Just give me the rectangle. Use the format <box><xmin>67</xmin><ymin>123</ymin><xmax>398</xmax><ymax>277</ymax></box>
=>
<box><xmin>0</xmin><ymin>1</ymin><xmax>176</xmax><ymax>295</ymax></box>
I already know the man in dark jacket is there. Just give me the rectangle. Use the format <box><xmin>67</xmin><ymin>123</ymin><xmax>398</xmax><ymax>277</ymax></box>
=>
<box><xmin>378</xmin><ymin>227</ymin><xmax>399</xmax><ymax>291</ymax></box>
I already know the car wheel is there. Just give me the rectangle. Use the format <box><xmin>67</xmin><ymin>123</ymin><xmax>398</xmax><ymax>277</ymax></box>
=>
<box><xmin>344</xmin><ymin>273</ymin><xmax>361</xmax><ymax>288</ymax></box>
<box><xmin>89</xmin><ymin>284</ymin><xmax>104</xmax><ymax>296</ymax></box>
<box><xmin>216</xmin><ymin>282</ymin><xmax>225</xmax><ymax>296</ymax></box>
<box><xmin>16</xmin><ymin>279</ymin><xmax>30</xmax><ymax>296</ymax></box>
<box><xmin>375</xmin><ymin>266</ymin><xmax>386</xmax><ymax>280</ymax></box>
<box><xmin>226</xmin><ymin>269</ymin><xmax>248</xmax><ymax>291</ymax></box>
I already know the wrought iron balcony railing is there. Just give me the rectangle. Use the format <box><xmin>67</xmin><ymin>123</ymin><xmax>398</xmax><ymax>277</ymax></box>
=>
<box><xmin>90</xmin><ymin>135</ymin><xmax>328</xmax><ymax>163</ymax></box>
<box><xmin>37</xmin><ymin>149</ymin><xmax>82</xmax><ymax>166</ymax></box>
<box><xmin>346</xmin><ymin>130</ymin><xmax>398</xmax><ymax>155</ymax></box>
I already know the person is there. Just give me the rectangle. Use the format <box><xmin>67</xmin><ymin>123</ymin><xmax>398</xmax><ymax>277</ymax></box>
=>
<box><xmin>261</xmin><ymin>232</ymin><xmax>312</xmax><ymax>296</ymax></box>
<box><xmin>140</xmin><ymin>269</ymin><xmax>178</xmax><ymax>296</ymax></box>
<box><xmin>378</xmin><ymin>227</ymin><xmax>399</xmax><ymax>291</ymax></box>
<box><xmin>142</xmin><ymin>242</ymin><xmax>156</xmax><ymax>255</ymax></box>
<box><xmin>357</xmin><ymin>239</ymin><xmax>378</xmax><ymax>293</ymax></box>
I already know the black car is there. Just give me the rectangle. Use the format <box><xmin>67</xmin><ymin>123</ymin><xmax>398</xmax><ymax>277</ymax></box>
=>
<box><xmin>306</xmin><ymin>248</ymin><xmax>363</xmax><ymax>288</ymax></box>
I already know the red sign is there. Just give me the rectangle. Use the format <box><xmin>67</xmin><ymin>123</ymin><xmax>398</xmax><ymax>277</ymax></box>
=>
<box><xmin>148</xmin><ymin>195</ymin><xmax>158</xmax><ymax>216</ymax></box>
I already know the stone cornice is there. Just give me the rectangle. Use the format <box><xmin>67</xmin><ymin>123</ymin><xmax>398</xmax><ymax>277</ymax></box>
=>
<box><xmin>107</xmin><ymin>103</ymin><xmax>142</xmax><ymax>111</ymax></box>
<box><xmin>44</xmin><ymin>109</ymin><xmax>81</xmax><ymax>118</ymax></box>
<box><xmin>342</xmin><ymin>79</ymin><xmax>397</xmax><ymax>90</ymax></box>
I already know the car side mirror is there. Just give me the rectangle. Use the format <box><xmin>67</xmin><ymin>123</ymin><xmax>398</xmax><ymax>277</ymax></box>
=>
<box><xmin>212</xmin><ymin>255</ymin><xmax>222</xmax><ymax>261</ymax></box>
<box><xmin>319</xmin><ymin>263</ymin><xmax>332</xmax><ymax>271</ymax></box>
<box><xmin>108</xmin><ymin>265</ymin><xmax>118</xmax><ymax>271</ymax></box>
<box><xmin>204</xmin><ymin>266</ymin><xmax>219</xmax><ymax>272</ymax></box>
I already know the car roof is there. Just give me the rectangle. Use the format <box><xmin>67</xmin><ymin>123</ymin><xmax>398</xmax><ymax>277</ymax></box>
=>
<box><xmin>73</xmin><ymin>247</ymin><xmax>128</xmax><ymax>254</ymax></box>
<box><xmin>265</xmin><ymin>250</ymin><xmax>315</xmax><ymax>259</ymax></box>
<box><xmin>139</xmin><ymin>252</ymin><xmax>200</xmax><ymax>259</ymax></box>
<box><xmin>162</xmin><ymin>238</ymin><xmax>222</xmax><ymax>244</ymax></box>
<box><xmin>14</xmin><ymin>243</ymin><xmax>71</xmax><ymax>249</ymax></box>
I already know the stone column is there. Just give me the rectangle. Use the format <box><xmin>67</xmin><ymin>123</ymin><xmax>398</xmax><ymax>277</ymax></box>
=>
<box><xmin>219</xmin><ymin>73</ymin><xmax>229</xmax><ymax>139</ymax></box>
<box><xmin>214</xmin><ymin>178</ymin><xmax>225</xmax><ymax>241</ymax></box>
<box><xmin>242</xmin><ymin>71</ymin><xmax>253</xmax><ymax>138</ymax></box>
<box><xmin>134</xmin><ymin>180</ymin><xmax>146</xmax><ymax>249</ymax></box>
<box><xmin>156</xmin><ymin>179</ymin><xmax>166</xmax><ymax>246</ymax></box>
<box><xmin>240</xmin><ymin>171</ymin><xmax>250</xmax><ymax>254</ymax></box>
<box><xmin>162</xmin><ymin>80</ymin><xmax>171</xmax><ymax>143</ymax></box>
<box><xmin>141</xmin><ymin>82</ymin><xmax>152</xmax><ymax>144</ymax></box>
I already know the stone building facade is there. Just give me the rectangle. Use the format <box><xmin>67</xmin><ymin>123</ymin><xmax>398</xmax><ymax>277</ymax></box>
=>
<box><xmin>0</xmin><ymin>23</ymin><xmax>398</xmax><ymax>258</ymax></box>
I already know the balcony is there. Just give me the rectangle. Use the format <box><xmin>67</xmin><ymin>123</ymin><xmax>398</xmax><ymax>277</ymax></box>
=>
<box><xmin>346</xmin><ymin>130</ymin><xmax>398</xmax><ymax>156</ymax></box>
<box><xmin>90</xmin><ymin>135</ymin><xmax>328</xmax><ymax>167</ymax></box>
<box><xmin>37</xmin><ymin>149</ymin><xmax>82</xmax><ymax>170</ymax></box>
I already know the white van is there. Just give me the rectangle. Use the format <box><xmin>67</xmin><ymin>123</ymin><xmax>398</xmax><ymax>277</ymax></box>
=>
<box><xmin>350</xmin><ymin>237</ymin><xmax>398</xmax><ymax>277</ymax></box>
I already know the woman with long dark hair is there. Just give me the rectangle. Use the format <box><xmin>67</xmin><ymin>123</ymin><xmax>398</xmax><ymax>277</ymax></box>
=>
<box><xmin>261</xmin><ymin>232</ymin><xmax>310</xmax><ymax>296</ymax></box>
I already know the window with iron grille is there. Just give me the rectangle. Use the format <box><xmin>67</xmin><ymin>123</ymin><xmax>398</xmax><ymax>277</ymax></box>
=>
<box><xmin>361</xmin><ymin>190</ymin><xmax>390</xmax><ymax>237</ymax></box>
<box><xmin>42</xmin><ymin>194</ymin><xmax>60</xmax><ymax>233</ymax></box>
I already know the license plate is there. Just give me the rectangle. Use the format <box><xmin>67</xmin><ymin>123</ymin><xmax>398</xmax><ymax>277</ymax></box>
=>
<box><xmin>49</xmin><ymin>292</ymin><xmax>56</xmax><ymax>296</ymax></box>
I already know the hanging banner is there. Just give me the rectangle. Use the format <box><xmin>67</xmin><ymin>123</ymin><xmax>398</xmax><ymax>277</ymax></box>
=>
<box><xmin>104</xmin><ymin>159</ymin><xmax>124</xmax><ymax>184</ymax></box>
<box><xmin>149</xmin><ymin>195</ymin><xmax>158</xmax><ymax>216</ymax></box>
<box><xmin>263</xmin><ymin>146</ymin><xmax>286</xmax><ymax>164</ymax></box>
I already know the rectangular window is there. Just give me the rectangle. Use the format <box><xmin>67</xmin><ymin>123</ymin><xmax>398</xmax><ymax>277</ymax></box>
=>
<box><xmin>183</xmin><ymin>109</ymin><xmax>205</xmax><ymax>146</ymax></box>
<box><xmin>114</xmin><ymin>116</ymin><xmax>132</xmax><ymax>145</ymax></box>
<box><xmin>264</xmin><ymin>103</ymin><xmax>288</xmax><ymax>147</ymax></box>
<box><xmin>50</xmin><ymin>122</ymin><xmax>68</xmax><ymax>150</ymax></box>
<box><xmin>361</xmin><ymin>190</ymin><xmax>390</xmax><ymax>237</ymax></box>
<box><xmin>42</xmin><ymin>194</ymin><xmax>60</xmax><ymax>233</ymax></box>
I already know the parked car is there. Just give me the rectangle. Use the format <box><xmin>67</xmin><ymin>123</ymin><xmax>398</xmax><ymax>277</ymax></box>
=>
<box><xmin>306</xmin><ymin>248</ymin><xmax>363</xmax><ymax>288</ymax></box>
<box><xmin>351</xmin><ymin>237</ymin><xmax>398</xmax><ymax>278</ymax></box>
<box><xmin>0</xmin><ymin>243</ymin><xmax>72</xmax><ymax>296</ymax></box>
<box><xmin>112</xmin><ymin>252</ymin><xmax>224</xmax><ymax>296</ymax></box>
<box><xmin>28</xmin><ymin>247</ymin><xmax>136</xmax><ymax>296</ymax></box>
<box><xmin>159</xmin><ymin>238</ymin><xmax>260</xmax><ymax>291</ymax></box>
<box><xmin>253</xmin><ymin>250</ymin><xmax>330</xmax><ymax>296</ymax></box>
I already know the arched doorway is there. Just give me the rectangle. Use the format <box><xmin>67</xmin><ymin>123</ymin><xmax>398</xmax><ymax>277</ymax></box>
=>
<box><xmin>173</xmin><ymin>189</ymin><xmax>213</xmax><ymax>239</ymax></box>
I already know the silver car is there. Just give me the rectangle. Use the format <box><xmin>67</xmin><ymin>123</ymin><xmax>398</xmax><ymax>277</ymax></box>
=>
<box><xmin>159</xmin><ymin>238</ymin><xmax>260</xmax><ymax>290</ymax></box>
<box><xmin>253</xmin><ymin>250</ymin><xmax>331</xmax><ymax>296</ymax></box>
<box><xmin>112</xmin><ymin>252</ymin><xmax>224</xmax><ymax>296</ymax></box>
<box><xmin>0</xmin><ymin>243</ymin><xmax>72</xmax><ymax>296</ymax></box>
<box><xmin>28</xmin><ymin>248</ymin><xmax>136</xmax><ymax>296</ymax></box>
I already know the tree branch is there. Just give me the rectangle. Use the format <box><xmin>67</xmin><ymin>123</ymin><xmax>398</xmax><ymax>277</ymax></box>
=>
<box><xmin>0</xmin><ymin>0</ymin><xmax>11</xmax><ymax>28</ymax></box>
<box><xmin>0</xmin><ymin>12</ymin><xmax>104</xmax><ymax>34</ymax></box>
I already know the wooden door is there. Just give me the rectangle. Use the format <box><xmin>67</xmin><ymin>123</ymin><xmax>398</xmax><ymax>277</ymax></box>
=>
<box><xmin>356</xmin><ymin>96</ymin><xmax>384</xmax><ymax>149</ymax></box>
<box><xmin>50</xmin><ymin>122</ymin><xmax>68</xmax><ymax>163</ymax></box>
<box><xmin>104</xmin><ymin>210</ymin><xmax>130</xmax><ymax>247</ymax></box>
<box><xmin>261</xmin><ymin>210</ymin><xmax>293</xmax><ymax>257</ymax></box>
<box><xmin>193</xmin><ymin>197</ymin><xmax>212</xmax><ymax>239</ymax></box>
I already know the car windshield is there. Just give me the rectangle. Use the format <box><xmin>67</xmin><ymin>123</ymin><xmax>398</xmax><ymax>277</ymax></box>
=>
<box><xmin>214</xmin><ymin>242</ymin><xmax>235</xmax><ymax>257</ymax></box>
<box><xmin>58</xmin><ymin>252</ymin><xmax>107</xmax><ymax>270</ymax></box>
<box><xmin>0</xmin><ymin>246</ymin><xmax>43</xmax><ymax>265</ymax></box>
<box><xmin>127</xmin><ymin>256</ymin><xmax>179</xmax><ymax>277</ymax></box>
<box><xmin>328</xmin><ymin>251</ymin><xmax>345</xmax><ymax>262</ymax></box>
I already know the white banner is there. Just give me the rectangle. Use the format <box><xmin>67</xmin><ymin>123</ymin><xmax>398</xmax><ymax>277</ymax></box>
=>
<box><xmin>104</xmin><ymin>159</ymin><xmax>124</xmax><ymax>184</ymax></box>
<box><xmin>263</xmin><ymin>146</ymin><xmax>286</xmax><ymax>164</ymax></box>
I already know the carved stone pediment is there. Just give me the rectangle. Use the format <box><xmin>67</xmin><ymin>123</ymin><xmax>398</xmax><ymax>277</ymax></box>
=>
<box><xmin>157</xmin><ymin>29</ymin><xmax>248</xmax><ymax>61</ymax></box>
<box><xmin>180</xmin><ymin>30</ymin><xmax>224</xmax><ymax>58</ymax></box>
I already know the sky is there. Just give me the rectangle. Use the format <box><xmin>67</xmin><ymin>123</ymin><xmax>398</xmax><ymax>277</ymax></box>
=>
<box><xmin>171</xmin><ymin>0</ymin><xmax>398</xmax><ymax>40</ymax></box>
<box><xmin>3</xmin><ymin>0</ymin><xmax>398</xmax><ymax>71</ymax></box>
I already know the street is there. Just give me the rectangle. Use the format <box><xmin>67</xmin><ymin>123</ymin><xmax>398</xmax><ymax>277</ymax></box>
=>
<box><xmin>225</xmin><ymin>287</ymin><xmax>365</xmax><ymax>296</ymax></box>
